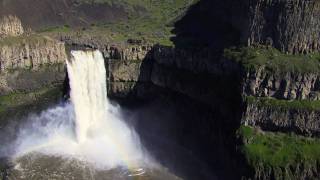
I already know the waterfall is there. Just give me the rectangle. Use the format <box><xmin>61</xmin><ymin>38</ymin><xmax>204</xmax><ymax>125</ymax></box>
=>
<box><xmin>67</xmin><ymin>51</ymin><xmax>108</xmax><ymax>143</ymax></box>
<box><xmin>11</xmin><ymin>50</ymin><xmax>149</xmax><ymax>170</ymax></box>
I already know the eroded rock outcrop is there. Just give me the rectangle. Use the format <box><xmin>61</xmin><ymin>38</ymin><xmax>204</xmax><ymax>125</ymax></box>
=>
<box><xmin>172</xmin><ymin>0</ymin><xmax>320</xmax><ymax>54</ymax></box>
<box><xmin>243</xmin><ymin>101</ymin><xmax>320</xmax><ymax>136</ymax></box>
<box><xmin>0</xmin><ymin>15</ymin><xmax>24</xmax><ymax>38</ymax></box>
<box><xmin>0</xmin><ymin>35</ymin><xmax>67</xmax><ymax>95</ymax></box>
<box><xmin>247</xmin><ymin>0</ymin><xmax>320</xmax><ymax>54</ymax></box>
<box><xmin>61</xmin><ymin>34</ymin><xmax>153</xmax><ymax>60</ymax></box>
<box><xmin>243</xmin><ymin>67</ymin><xmax>320</xmax><ymax>100</ymax></box>
<box><xmin>0</xmin><ymin>36</ymin><xmax>66</xmax><ymax>71</ymax></box>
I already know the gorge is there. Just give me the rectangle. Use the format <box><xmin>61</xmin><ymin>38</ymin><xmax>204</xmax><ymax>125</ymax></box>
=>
<box><xmin>1</xmin><ymin>0</ymin><xmax>320</xmax><ymax>179</ymax></box>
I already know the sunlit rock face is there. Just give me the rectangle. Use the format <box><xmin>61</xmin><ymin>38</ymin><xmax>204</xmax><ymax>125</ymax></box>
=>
<box><xmin>0</xmin><ymin>37</ymin><xmax>66</xmax><ymax>71</ymax></box>
<box><xmin>0</xmin><ymin>15</ymin><xmax>24</xmax><ymax>38</ymax></box>
<box><xmin>247</xmin><ymin>0</ymin><xmax>320</xmax><ymax>54</ymax></box>
<box><xmin>0</xmin><ymin>36</ymin><xmax>67</xmax><ymax>95</ymax></box>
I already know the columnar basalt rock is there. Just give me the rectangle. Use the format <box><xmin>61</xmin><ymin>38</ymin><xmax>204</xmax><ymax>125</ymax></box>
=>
<box><xmin>0</xmin><ymin>37</ymin><xmax>66</xmax><ymax>71</ymax></box>
<box><xmin>172</xmin><ymin>0</ymin><xmax>320</xmax><ymax>54</ymax></box>
<box><xmin>247</xmin><ymin>0</ymin><xmax>320</xmax><ymax>54</ymax></box>
<box><xmin>106</xmin><ymin>44</ymin><xmax>153</xmax><ymax>97</ymax></box>
<box><xmin>0</xmin><ymin>15</ymin><xmax>24</xmax><ymax>38</ymax></box>
<box><xmin>0</xmin><ymin>36</ymin><xmax>67</xmax><ymax>95</ymax></box>
<box><xmin>60</xmin><ymin>34</ymin><xmax>153</xmax><ymax>60</ymax></box>
<box><xmin>242</xmin><ymin>67</ymin><xmax>320</xmax><ymax>100</ymax></box>
<box><xmin>243</xmin><ymin>101</ymin><xmax>320</xmax><ymax>136</ymax></box>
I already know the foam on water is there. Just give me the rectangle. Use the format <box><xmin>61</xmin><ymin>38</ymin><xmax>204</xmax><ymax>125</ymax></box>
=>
<box><xmin>11</xmin><ymin>50</ymin><xmax>149</xmax><ymax>170</ymax></box>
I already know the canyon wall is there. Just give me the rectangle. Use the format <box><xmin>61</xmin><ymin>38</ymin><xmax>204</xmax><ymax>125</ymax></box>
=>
<box><xmin>243</xmin><ymin>67</ymin><xmax>320</xmax><ymax>100</ymax></box>
<box><xmin>247</xmin><ymin>0</ymin><xmax>320</xmax><ymax>54</ymax></box>
<box><xmin>0</xmin><ymin>14</ymin><xmax>66</xmax><ymax>95</ymax></box>
<box><xmin>2</xmin><ymin>34</ymin><xmax>320</xmax><ymax>179</ymax></box>
<box><xmin>0</xmin><ymin>35</ymin><xmax>66</xmax><ymax>95</ymax></box>
<box><xmin>179</xmin><ymin>0</ymin><xmax>320</xmax><ymax>54</ymax></box>
<box><xmin>244</xmin><ymin>99</ymin><xmax>320</xmax><ymax>136</ymax></box>
<box><xmin>1</xmin><ymin>0</ymin><xmax>320</xmax><ymax>179</ymax></box>
<box><xmin>97</xmin><ymin>42</ymin><xmax>320</xmax><ymax>179</ymax></box>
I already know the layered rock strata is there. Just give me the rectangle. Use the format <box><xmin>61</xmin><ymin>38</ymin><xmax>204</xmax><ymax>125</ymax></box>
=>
<box><xmin>243</xmin><ymin>99</ymin><xmax>320</xmax><ymax>136</ymax></box>
<box><xmin>0</xmin><ymin>35</ymin><xmax>66</xmax><ymax>95</ymax></box>
<box><xmin>242</xmin><ymin>67</ymin><xmax>320</xmax><ymax>100</ymax></box>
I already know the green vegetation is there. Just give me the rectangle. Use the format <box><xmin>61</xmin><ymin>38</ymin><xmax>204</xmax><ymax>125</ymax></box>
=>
<box><xmin>246</xmin><ymin>96</ymin><xmax>320</xmax><ymax>111</ymax></box>
<box><xmin>0</xmin><ymin>85</ymin><xmax>63</xmax><ymax>113</ymax></box>
<box><xmin>238</xmin><ymin>125</ymin><xmax>320</xmax><ymax>176</ymax></box>
<box><xmin>224</xmin><ymin>46</ymin><xmax>320</xmax><ymax>73</ymax></box>
<box><xmin>38</xmin><ymin>25</ymin><xmax>71</xmax><ymax>33</ymax></box>
<box><xmin>39</xmin><ymin>0</ymin><xmax>198</xmax><ymax>46</ymax></box>
<box><xmin>0</xmin><ymin>85</ymin><xmax>63</xmax><ymax>123</ymax></box>
<box><xmin>0</xmin><ymin>34</ymin><xmax>55</xmax><ymax>46</ymax></box>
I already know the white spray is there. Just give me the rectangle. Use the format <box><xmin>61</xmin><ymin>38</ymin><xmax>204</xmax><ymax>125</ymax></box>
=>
<box><xmin>12</xmin><ymin>50</ymin><xmax>149</xmax><ymax>170</ymax></box>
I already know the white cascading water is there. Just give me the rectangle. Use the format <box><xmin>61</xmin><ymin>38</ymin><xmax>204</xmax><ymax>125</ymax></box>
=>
<box><xmin>67</xmin><ymin>50</ymin><xmax>109</xmax><ymax>143</ymax></box>
<box><xmin>11</xmin><ymin>50</ymin><xmax>149</xmax><ymax>171</ymax></box>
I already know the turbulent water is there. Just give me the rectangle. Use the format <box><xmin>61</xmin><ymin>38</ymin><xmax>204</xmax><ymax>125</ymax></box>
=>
<box><xmin>0</xmin><ymin>50</ymin><xmax>182</xmax><ymax>179</ymax></box>
<box><xmin>66</xmin><ymin>51</ymin><xmax>146</xmax><ymax>168</ymax></box>
<box><xmin>11</xmin><ymin>50</ymin><xmax>147</xmax><ymax>169</ymax></box>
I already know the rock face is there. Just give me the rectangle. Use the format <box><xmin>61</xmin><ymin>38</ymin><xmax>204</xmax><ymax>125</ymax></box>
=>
<box><xmin>243</xmin><ymin>101</ymin><xmax>320</xmax><ymax>136</ymax></box>
<box><xmin>0</xmin><ymin>36</ymin><xmax>66</xmax><ymax>71</ymax></box>
<box><xmin>0</xmin><ymin>15</ymin><xmax>24</xmax><ymax>38</ymax></box>
<box><xmin>0</xmin><ymin>35</ymin><xmax>67</xmax><ymax>95</ymax></box>
<box><xmin>98</xmin><ymin>42</ymin><xmax>320</xmax><ymax>179</ymax></box>
<box><xmin>178</xmin><ymin>0</ymin><xmax>320</xmax><ymax>54</ymax></box>
<box><xmin>247</xmin><ymin>0</ymin><xmax>320</xmax><ymax>54</ymax></box>
<box><xmin>0</xmin><ymin>64</ymin><xmax>65</xmax><ymax>95</ymax></box>
<box><xmin>151</xmin><ymin>48</ymin><xmax>237</xmax><ymax>106</ymax></box>
<box><xmin>243</xmin><ymin>67</ymin><xmax>320</xmax><ymax>100</ymax></box>
<box><xmin>252</xmin><ymin>163</ymin><xmax>320</xmax><ymax>180</ymax></box>
<box><xmin>107</xmin><ymin>45</ymin><xmax>154</xmax><ymax>97</ymax></box>
<box><xmin>61</xmin><ymin>34</ymin><xmax>152</xmax><ymax>60</ymax></box>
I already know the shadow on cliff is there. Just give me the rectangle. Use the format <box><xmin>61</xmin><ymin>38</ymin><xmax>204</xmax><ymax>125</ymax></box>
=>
<box><xmin>171</xmin><ymin>0</ymin><xmax>245</xmax><ymax>51</ymax></box>
<box><xmin>118</xmin><ymin>0</ymin><xmax>253</xmax><ymax>179</ymax></box>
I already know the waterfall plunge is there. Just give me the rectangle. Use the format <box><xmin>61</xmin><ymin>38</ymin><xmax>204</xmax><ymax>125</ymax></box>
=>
<box><xmin>11</xmin><ymin>50</ymin><xmax>148</xmax><ymax>170</ymax></box>
<box><xmin>67</xmin><ymin>51</ymin><xmax>109</xmax><ymax>143</ymax></box>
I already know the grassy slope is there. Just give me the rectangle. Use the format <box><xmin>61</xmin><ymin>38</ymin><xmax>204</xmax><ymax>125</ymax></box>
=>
<box><xmin>0</xmin><ymin>85</ymin><xmax>63</xmax><ymax>123</ymax></box>
<box><xmin>0</xmin><ymin>34</ymin><xmax>55</xmax><ymax>46</ymax></box>
<box><xmin>238</xmin><ymin>126</ymin><xmax>320</xmax><ymax>177</ymax></box>
<box><xmin>38</xmin><ymin>0</ymin><xmax>198</xmax><ymax>46</ymax></box>
<box><xmin>0</xmin><ymin>86</ymin><xmax>61</xmax><ymax>112</ymax></box>
<box><xmin>224</xmin><ymin>46</ymin><xmax>320</xmax><ymax>74</ymax></box>
<box><xmin>246</xmin><ymin>96</ymin><xmax>320</xmax><ymax>111</ymax></box>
